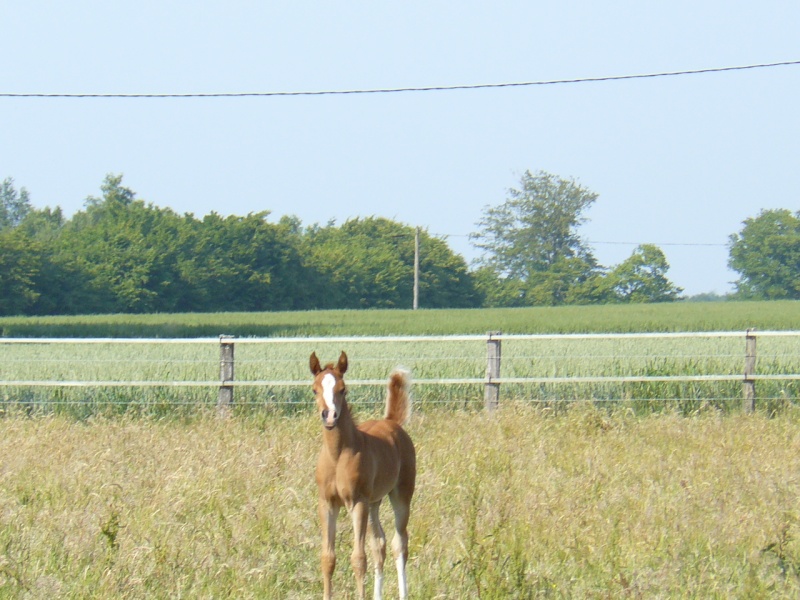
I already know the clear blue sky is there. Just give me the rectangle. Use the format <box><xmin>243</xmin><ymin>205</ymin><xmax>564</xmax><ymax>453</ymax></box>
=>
<box><xmin>2</xmin><ymin>2</ymin><xmax>798</xmax><ymax>296</ymax></box>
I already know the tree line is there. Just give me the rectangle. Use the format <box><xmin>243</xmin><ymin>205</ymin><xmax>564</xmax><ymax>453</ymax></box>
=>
<box><xmin>0</xmin><ymin>175</ymin><xmax>479</xmax><ymax>315</ymax></box>
<box><xmin>0</xmin><ymin>172</ymin><xmax>797</xmax><ymax>316</ymax></box>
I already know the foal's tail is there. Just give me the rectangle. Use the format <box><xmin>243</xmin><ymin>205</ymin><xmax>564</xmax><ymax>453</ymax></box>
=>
<box><xmin>384</xmin><ymin>368</ymin><xmax>412</xmax><ymax>425</ymax></box>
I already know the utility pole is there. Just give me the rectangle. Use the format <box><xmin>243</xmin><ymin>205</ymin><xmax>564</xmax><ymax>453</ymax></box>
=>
<box><xmin>413</xmin><ymin>227</ymin><xmax>420</xmax><ymax>310</ymax></box>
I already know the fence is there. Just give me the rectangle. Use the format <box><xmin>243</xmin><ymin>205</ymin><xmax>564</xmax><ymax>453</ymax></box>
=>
<box><xmin>1</xmin><ymin>330</ymin><xmax>799</xmax><ymax>413</ymax></box>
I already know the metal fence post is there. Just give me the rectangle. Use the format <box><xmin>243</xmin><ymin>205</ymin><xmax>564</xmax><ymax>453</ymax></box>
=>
<box><xmin>485</xmin><ymin>331</ymin><xmax>501</xmax><ymax>412</ymax></box>
<box><xmin>218</xmin><ymin>335</ymin><xmax>235</xmax><ymax>414</ymax></box>
<box><xmin>743</xmin><ymin>328</ymin><xmax>756</xmax><ymax>414</ymax></box>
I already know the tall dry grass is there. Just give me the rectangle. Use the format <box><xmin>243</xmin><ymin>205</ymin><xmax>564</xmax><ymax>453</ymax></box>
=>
<box><xmin>2</xmin><ymin>405</ymin><xmax>800</xmax><ymax>598</ymax></box>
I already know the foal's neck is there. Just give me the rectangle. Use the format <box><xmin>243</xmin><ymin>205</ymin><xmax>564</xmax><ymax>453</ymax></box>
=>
<box><xmin>322</xmin><ymin>403</ymin><xmax>359</xmax><ymax>459</ymax></box>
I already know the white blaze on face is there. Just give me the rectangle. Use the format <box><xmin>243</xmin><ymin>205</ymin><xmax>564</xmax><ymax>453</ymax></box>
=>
<box><xmin>321</xmin><ymin>373</ymin><xmax>337</xmax><ymax>412</ymax></box>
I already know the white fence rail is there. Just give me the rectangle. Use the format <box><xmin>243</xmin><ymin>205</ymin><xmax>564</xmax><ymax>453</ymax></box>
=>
<box><xmin>2</xmin><ymin>330</ymin><xmax>799</xmax><ymax>412</ymax></box>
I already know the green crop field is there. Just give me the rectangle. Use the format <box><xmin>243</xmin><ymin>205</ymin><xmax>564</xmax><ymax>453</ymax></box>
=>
<box><xmin>2</xmin><ymin>301</ymin><xmax>800</xmax><ymax>416</ymax></box>
<box><xmin>2</xmin><ymin>300</ymin><xmax>800</xmax><ymax>338</ymax></box>
<box><xmin>3</xmin><ymin>332</ymin><xmax>799</xmax><ymax>417</ymax></box>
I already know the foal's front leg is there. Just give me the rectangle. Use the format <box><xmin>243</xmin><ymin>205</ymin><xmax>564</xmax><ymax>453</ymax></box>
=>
<box><xmin>320</xmin><ymin>498</ymin><xmax>340</xmax><ymax>600</ymax></box>
<box><xmin>350</xmin><ymin>499</ymin><xmax>369</xmax><ymax>599</ymax></box>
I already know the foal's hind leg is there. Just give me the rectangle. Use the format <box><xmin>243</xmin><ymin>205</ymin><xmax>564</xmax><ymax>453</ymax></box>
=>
<box><xmin>368</xmin><ymin>501</ymin><xmax>387</xmax><ymax>600</ymax></box>
<box><xmin>389</xmin><ymin>490</ymin><xmax>411</xmax><ymax>599</ymax></box>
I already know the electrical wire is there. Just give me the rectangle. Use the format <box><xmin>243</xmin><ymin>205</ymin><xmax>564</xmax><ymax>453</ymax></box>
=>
<box><xmin>587</xmin><ymin>240</ymin><xmax>727</xmax><ymax>247</ymax></box>
<box><xmin>1</xmin><ymin>60</ymin><xmax>798</xmax><ymax>99</ymax></box>
<box><xmin>431</xmin><ymin>232</ymin><xmax>728</xmax><ymax>247</ymax></box>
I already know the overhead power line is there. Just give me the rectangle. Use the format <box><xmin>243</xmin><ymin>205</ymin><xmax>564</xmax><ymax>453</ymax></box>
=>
<box><xmin>432</xmin><ymin>232</ymin><xmax>727</xmax><ymax>247</ymax></box>
<box><xmin>588</xmin><ymin>240</ymin><xmax>727</xmax><ymax>247</ymax></box>
<box><xmin>2</xmin><ymin>60</ymin><xmax>798</xmax><ymax>99</ymax></box>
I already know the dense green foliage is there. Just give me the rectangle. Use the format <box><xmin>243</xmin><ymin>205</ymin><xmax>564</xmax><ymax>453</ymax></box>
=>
<box><xmin>0</xmin><ymin>177</ymin><xmax>31</xmax><ymax>228</ymax></box>
<box><xmin>729</xmin><ymin>208</ymin><xmax>800</xmax><ymax>300</ymax></box>
<box><xmin>0</xmin><ymin>228</ymin><xmax>42</xmax><ymax>314</ymax></box>
<box><xmin>0</xmin><ymin>175</ymin><xmax>477</xmax><ymax>316</ymax></box>
<box><xmin>302</xmin><ymin>217</ymin><xmax>478</xmax><ymax>309</ymax></box>
<box><xmin>4</xmin><ymin>172</ymin><xmax>799</xmax><ymax>315</ymax></box>
<box><xmin>607</xmin><ymin>243</ymin><xmax>683</xmax><ymax>302</ymax></box>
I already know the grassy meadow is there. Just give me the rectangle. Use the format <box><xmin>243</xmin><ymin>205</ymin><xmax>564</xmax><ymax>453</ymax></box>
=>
<box><xmin>3</xmin><ymin>406</ymin><xmax>800</xmax><ymax>598</ymax></box>
<box><xmin>2</xmin><ymin>302</ymin><xmax>800</xmax><ymax>597</ymax></box>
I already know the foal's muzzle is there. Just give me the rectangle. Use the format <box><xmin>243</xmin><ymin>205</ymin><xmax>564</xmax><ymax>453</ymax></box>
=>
<box><xmin>321</xmin><ymin>409</ymin><xmax>338</xmax><ymax>429</ymax></box>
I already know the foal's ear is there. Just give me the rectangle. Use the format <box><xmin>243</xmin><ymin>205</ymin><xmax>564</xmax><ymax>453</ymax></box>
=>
<box><xmin>309</xmin><ymin>352</ymin><xmax>322</xmax><ymax>375</ymax></box>
<box><xmin>337</xmin><ymin>351</ymin><xmax>348</xmax><ymax>374</ymax></box>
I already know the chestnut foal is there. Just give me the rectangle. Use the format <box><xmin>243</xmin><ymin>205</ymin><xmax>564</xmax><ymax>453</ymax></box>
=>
<box><xmin>310</xmin><ymin>351</ymin><xmax>416</xmax><ymax>600</ymax></box>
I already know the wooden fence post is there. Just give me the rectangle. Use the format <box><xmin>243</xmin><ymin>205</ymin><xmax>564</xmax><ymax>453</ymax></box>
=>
<box><xmin>743</xmin><ymin>328</ymin><xmax>756</xmax><ymax>414</ymax></box>
<box><xmin>485</xmin><ymin>331</ymin><xmax>501</xmax><ymax>412</ymax></box>
<box><xmin>218</xmin><ymin>335</ymin><xmax>235</xmax><ymax>414</ymax></box>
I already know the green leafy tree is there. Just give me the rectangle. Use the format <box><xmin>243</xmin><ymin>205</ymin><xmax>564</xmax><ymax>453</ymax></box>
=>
<box><xmin>0</xmin><ymin>177</ymin><xmax>32</xmax><ymax>229</ymax></box>
<box><xmin>84</xmin><ymin>173</ymin><xmax>135</xmax><ymax>209</ymax></box>
<box><xmin>61</xmin><ymin>175</ymin><xmax>314</xmax><ymax>313</ymax></box>
<box><xmin>1</xmin><ymin>173</ymin><xmax>482</xmax><ymax>315</ymax></box>
<box><xmin>18</xmin><ymin>206</ymin><xmax>65</xmax><ymax>239</ymax></box>
<box><xmin>303</xmin><ymin>217</ymin><xmax>478</xmax><ymax>309</ymax></box>
<box><xmin>182</xmin><ymin>211</ymin><xmax>311</xmax><ymax>312</ymax></box>
<box><xmin>523</xmin><ymin>255</ymin><xmax>613</xmax><ymax>306</ymax></box>
<box><xmin>608</xmin><ymin>244</ymin><xmax>683</xmax><ymax>303</ymax></box>
<box><xmin>0</xmin><ymin>179</ymin><xmax>44</xmax><ymax>314</ymax></box>
<box><xmin>0</xmin><ymin>228</ymin><xmax>41</xmax><ymax>315</ymax></box>
<box><xmin>471</xmin><ymin>170</ymin><xmax>603</xmax><ymax>306</ymax></box>
<box><xmin>470</xmin><ymin>266</ymin><xmax>527</xmax><ymax>308</ymax></box>
<box><xmin>728</xmin><ymin>209</ymin><xmax>800</xmax><ymax>300</ymax></box>
<box><xmin>6</xmin><ymin>174</ymin><xmax>318</xmax><ymax>315</ymax></box>
<box><xmin>17</xmin><ymin>206</ymin><xmax>87</xmax><ymax>315</ymax></box>
<box><xmin>62</xmin><ymin>175</ymin><xmax>188</xmax><ymax>313</ymax></box>
<box><xmin>416</xmin><ymin>233</ymin><xmax>480</xmax><ymax>308</ymax></box>
<box><xmin>307</xmin><ymin>219</ymin><xmax>404</xmax><ymax>308</ymax></box>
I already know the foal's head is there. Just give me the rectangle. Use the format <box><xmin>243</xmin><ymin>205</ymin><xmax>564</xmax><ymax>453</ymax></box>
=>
<box><xmin>310</xmin><ymin>351</ymin><xmax>349</xmax><ymax>430</ymax></box>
